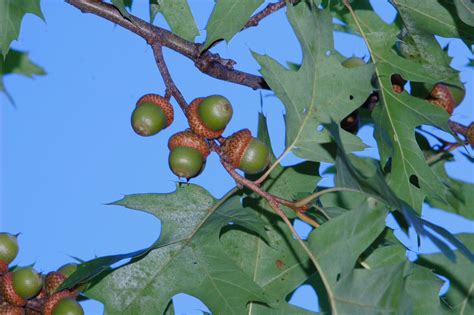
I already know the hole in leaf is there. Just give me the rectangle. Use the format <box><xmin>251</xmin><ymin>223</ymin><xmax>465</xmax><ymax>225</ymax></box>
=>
<box><xmin>317</xmin><ymin>125</ymin><xmax>324</xmax><ymax>132</ymax></box>
<box><xmin>349</xmin><ymin>95</ymin><xmax>354</xmax><ymax>100</ymax></box>
<box><xmin>325</xmin><ymin>50</ymin><xmax>331</xmax><ymax>57</ymax></box>
<box><xmin>409</xmin><ymin>175</ymin><xmax>420</xmax><ymax>188</ymax></box>
<box><xmin>336</xmin><ymin>273</ymin><xmax>341</xmax><ymax>281</ymax></box>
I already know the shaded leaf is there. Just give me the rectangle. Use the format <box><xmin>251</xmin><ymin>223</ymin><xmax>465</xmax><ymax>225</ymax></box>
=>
<box><xmin>418</xmin><ymin>234</ymin><xmax>474</xmax><ymax>314</ymax></box>
<box><xmin>393</xmin><ymin>0</ymin><xmax>474</xmax><ymax>47</ymax></box>
<box><xmin>325</xmin><ymin>122</ymin><xmax>473</xmax><ymax>262</ymax></box>
<box><xmin>428</xmin><ymin>159</ymin><xmax>474</xmax><ymax>220</ymax></box>
<box><xmin>202</xmin><ymin>0</ymin><xmax>264</xmax><ymax>51</ymax></box>
<box><xmin>253</xmin><ymin>4</ymin><xmax>373</xmax><ymax>163</ymax></box>
<box><xmin>0</xmin><ymin>0</ymin><xmax>43</xmax><ymax>57</ymax></box>
<box><xmin>307</xmin><ymin>200</ymin><xmax>389</xmax><ymax>312</ymax></box>
<box><xmin>0</xmin><ymin>49</ymin><xmax>45</xmax><ymax>102</ymax></box>
<box><xmin>150</xmin><ymin>0</ymin><xmax>199</xmax><ymax>42</ymax></box>
<box><xmin>455</xmin><ymin>0</ymin><xmax>474</xmax><ymax>26</ymax></box>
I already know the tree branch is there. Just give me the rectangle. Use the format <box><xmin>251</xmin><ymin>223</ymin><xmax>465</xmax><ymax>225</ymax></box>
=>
<box><xmin>65</xmin><ymin>0</ymin><xmax>269</xmax><ymax>90</ymax></box>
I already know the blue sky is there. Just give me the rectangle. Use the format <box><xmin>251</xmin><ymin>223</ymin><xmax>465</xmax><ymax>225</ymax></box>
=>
<box><xmin>1</xmin><ymin>1</ymin><xmax>473</xmax><ymax>314</ymax></box>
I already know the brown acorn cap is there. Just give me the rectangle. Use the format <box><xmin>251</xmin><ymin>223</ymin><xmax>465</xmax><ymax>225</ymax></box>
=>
<box><xmin>168</xmin><ymin>130</ymin><xmax>210</xmax><ymax>159</ymax></box>
<box><xmin>427</xmin><ymin>83</ymin><xmax>455</xmax><ymax>114</ymax></box>
<box><xmin>221</xmin><ymin>129</ymin><xmax>253</xmax><ymax>168</ymax></box>
<box><xmin>42</xmin><ymin>291</ymin><xmax>79</xmax><ymax>315</ymax></box>
<box><xmin>136</xmin><ymin>94</ymin><xmax>174</xmax><ymax>128</ymax></box>
<box><xmin>44</xmin><ymin>272</ymin><xmax>67</xmax><ymax>296</ymax></box>
<box><xmin>0</xmin><ymin>272</ymin><xmax>26</xmax><ymax>306</ymax></box>
<box><xmin>186</xmin><ymin>98</ymin><xmax>225</xmax><ymax>139</ymax></box>
<box><xmin>0</xmin><ymin>260</ymin><xmax>7</xmax><ymax>274</ymax></box>
<box><xmin>0</xmin><ymin>305</ymin><xmax>25</xmax><ymax>315</ymax></box>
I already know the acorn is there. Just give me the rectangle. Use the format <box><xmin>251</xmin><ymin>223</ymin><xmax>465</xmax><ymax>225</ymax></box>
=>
<box><xmin>0</xmin><ymin>272</ymin><xmax>26</xmax><ymax>306</ymax></box>
<box><xmin>341</xmin><ymin>56</ymin><xmax>365</xmax><ymax>68</ymax></box>
<box><xmin>0</xmin><ymin>305</ymin><xmax>25</xmax><ymax>315</ymax></box>
<box><xmin>44</xmin><ymin>272</ymin><xmax>67</xmax><ymax>296</ymax></box>
<box><xmin>168</xmin><ymin>130</ymin><xmax>210</xmax><ymax>179</ymax></box>
<box><xmin>43</xmin><ymin>291</ymin><xmax>79</xmax><ymax>315</ymax></box>
<box><xmin>131</xmin><ymin>94</ymin><xmax>174</xmax><ymax>136</ymax></box>
<box><xmin>221</xmin><ymin>129</ymin><xmax>270</xmax><ymax>174</ymax></box>
<box><xmin>51</xmin><ymin>298</ymin><xmax>84</xmax><ymax>315</ymax></box>
<box><xmin>186</xmin><ymin>96</ymin><xmax>233</xmax><ymax>139</ymax></box>
<box><xmin>0</xmin><ymin>232</ymin><xmax>19</xmax><ymax>266</ymax></box>
<box><xmin>427</xmin><ymin>83</ymin><xmax>455</xmax><ymax>114</ymax></box>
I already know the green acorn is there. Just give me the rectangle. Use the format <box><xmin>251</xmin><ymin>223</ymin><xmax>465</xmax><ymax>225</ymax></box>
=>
<box><xmin>168</xmin><ymin>130</ymin><xmax>210</xmax><ymax>179</ymax></box>
<box><xmin>52</xmin><ymin>298</ymin><xmax>84</xmax><ymax>315</ymax></box>
<box><xmin>131</xmin><ymin>94</ymin><xmax>174</xmax><ymax>136</ymax></box>
<box><xmin>0</xmin><ymin>232</ymin><xmax>19</xmax><ymax>266</ymax></box>
<box><xmin>186</xmin><ymin>96</ymin><xmax>233</xmax><ymax>139</ymax></box>
<box><xmin>221</xmin><ymin>129</ymin><xmax>270</xmax><ymax>175</ymax></box>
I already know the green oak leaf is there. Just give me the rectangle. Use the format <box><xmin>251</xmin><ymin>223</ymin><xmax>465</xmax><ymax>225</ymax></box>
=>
<box><xmin>331</xmin><ymin>256</ymin><xmax>446</xmax><ymax>314</ymax></box>
<box><xmin>85</xmin><ymin>185</ymin><xmax>274</xmax><ymax>314</ymax></box>
<box><xmin>307</xmin><ymin>200</ymin><xmax>448</xmax><ymax>314</ymax></box>
<box><xmin>221</xmin><ymin>207</ymin><xmax>317</xmax><ymax>314</ymax></box>
<box><xmin>0</xmin><ymin>0</ymin><xmax>43</xmax><ymax>57</ymax></box>
<box><xmin>340</xmin><ymin>1</ymin><xmax>457</xmax><ymax>211</ymax></box>
<box><xmin>428</xmin><ymin>159</ymin><xmax>474</xmax><ymax>220</ymax></box>
<box><xmin>111</xmin><ymin>0</ymin><xmax>132</xmax><ymax>19</ymax></box>
<box><xmin>253</xmin><ymin>4</ymin><xmax>373</xmax><ymax>163</ymax></box>
<box><xmin>150</xmin><ymin>0</ymin><xmax>199</xmax><ymax>42</ymax></box>
<box><xmin>0</xmin><ymin>49</ymin><xmax>45</xmax><ymax>102</ymax></box>
<box><xmin>202</xmin><ymin>0</ymin><xmax>264</xmax><ymax>51</ymax></box>
<box><xmin>307</xmin><ymin>200</ymin><xmax>389</xmax><ymax>313</ymax></box>
<box><xmin>393</xmin><ymin>0</ymin><xmax>474</xmax><ymax>47</ymax></box>
<box><xmin>418</xmin><ymin>234</ymin><xmax>474</xmax><ymax>315</ymax></box>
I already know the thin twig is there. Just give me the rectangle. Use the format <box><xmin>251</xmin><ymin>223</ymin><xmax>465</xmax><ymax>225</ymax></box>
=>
<box><xmin>244</xmin><ymin>1</ymin><xmax>288</xmax><ymax>30</ymax></box>
<box><xmin>294</xmin><ymin>187</ymin><xmax>360</xmax><ymax>208</ymax></box>
<box><xmin>151</xmin><ymin>43</ymin><xmax>188</xmax><ymax>110</ymax></box>
<box><xmin>426</xmin><ymin>143</ymin><xmax>462</xmax><ymax>165</ymax></box>
<box><xmin>66</xmin><ymin>0</ymin><xmax>269</xmax><ymax>90</ymax></box>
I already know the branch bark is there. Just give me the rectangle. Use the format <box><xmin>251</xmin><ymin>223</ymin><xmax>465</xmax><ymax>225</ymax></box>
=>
<box><xmin>65</xmin><ymin>0</ymin><xmax>269</xmax><ymax>90</ymax></box>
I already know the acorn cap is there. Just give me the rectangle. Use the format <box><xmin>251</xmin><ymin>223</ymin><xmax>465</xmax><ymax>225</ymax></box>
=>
<box><xmin>168</xmin><ymin>130</ymin><xmax>210</xmax><ymax>159</ymax></box>
<box><xmin>0</xmin><ymin>305</ymin><xmax>25</xmax><ymax>315</ymax></box>
<box><xmin>0</xmin><ymin>272</ymin><xmax>26</xmax><ymax>306</ymax></box>
<box><xmin>43</xmin><ymin>291</ymin><xmax>79</xmax><ymax>315</ymax></box>
<box><xmin>44</xmin><ymin>272</ymin><xmax>67</xmax><ymax>296</ymax></box>
<box><xmin>427</xmin><ymin>83</ymin><xmax>455</xmax><ymax>114</ymax></box>
<box><xmin>221</xmin><ymin>129</ymin><xmax>253</xmax><ymax>168</ymax></box>
<box><xmin>136</xmin><ymin>94</ymin><xmax>174</xmax><ymax>128</ymax></box>
<box><xmin>0</xmin><ymin>259</ymin><xmax>7</xmax><ymax>273</ymax></box>
<box><xmin>186</xmin><ymin>98</ymin><xmax>225</xmax><ymax>139</ymax></box>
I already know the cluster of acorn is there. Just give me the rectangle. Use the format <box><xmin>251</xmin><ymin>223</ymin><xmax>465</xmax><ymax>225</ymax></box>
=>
<box><xmin>0</xmin><ymin>233</ymin><xmax>84</xmax><ymax>315</ymax></box>
<box><xmin>131</xmin><ymin>93</ymin><xmax>271</xmax><ymax>179</ymax></box>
